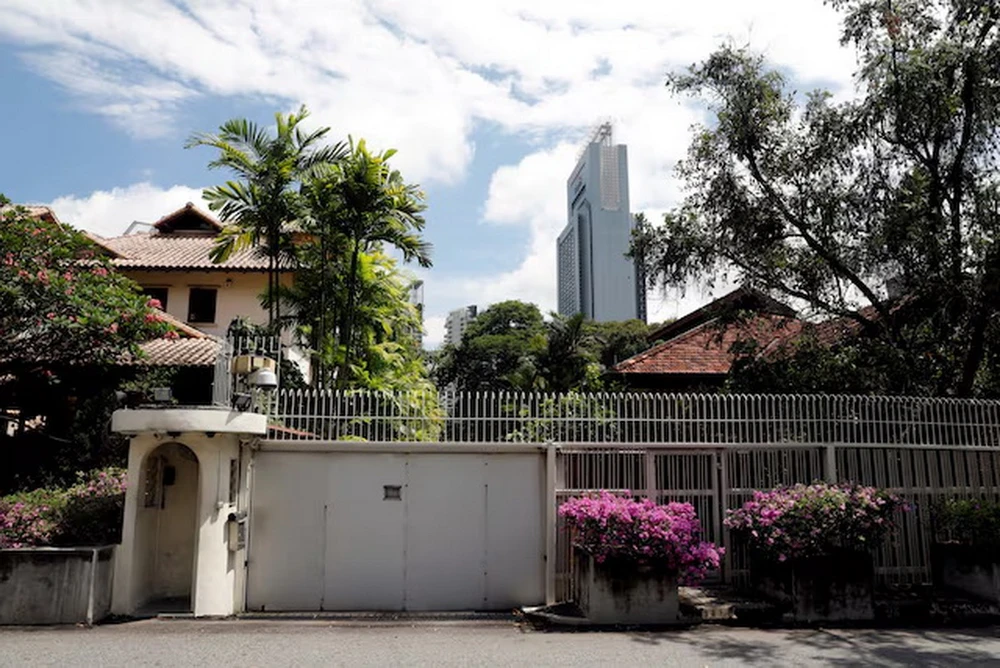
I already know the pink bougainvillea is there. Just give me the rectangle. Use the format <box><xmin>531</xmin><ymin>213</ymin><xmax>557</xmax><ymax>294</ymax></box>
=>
<box><xmin>559</xmin><ymin>491</ymin><xmax>722</xmax><ymax>584</ymax></box>
<box><xmin>0</xmin><ymin>468</ymin><xmax>127</xmax><ymax>549</ymax></box>
<box><xmin>724</xmin><ymin>482</ymin><xmax>910</xmax><ymax>562</ymax></box>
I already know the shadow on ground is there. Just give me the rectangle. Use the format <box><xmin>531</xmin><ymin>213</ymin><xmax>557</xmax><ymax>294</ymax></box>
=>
<box><xmin>630</xmin><ymin>626</ymin><xmax>1000</xmax><ymax>666</ymax></box>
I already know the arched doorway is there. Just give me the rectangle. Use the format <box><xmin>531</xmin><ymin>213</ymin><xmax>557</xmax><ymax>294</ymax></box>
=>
<box><xmin>135</xmin><ymin>442</ymin><xmax>200</xmax><ymax>612</ymax></box>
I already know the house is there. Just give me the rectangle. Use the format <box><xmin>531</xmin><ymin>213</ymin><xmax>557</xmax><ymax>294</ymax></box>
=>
<box><xmin>87</xmin><ymin>203</ymin><xmax>290</xmax><ymax>341</ymax></box>
<box><xmin>612</xmin><ymin>287</ymin><xmax>804</xmax><ymax>391</ymax></box>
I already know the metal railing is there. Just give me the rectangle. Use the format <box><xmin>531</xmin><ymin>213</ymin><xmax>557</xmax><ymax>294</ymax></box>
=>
<box><xmin>269</xmin><ymin>389</ymin><xmax>1000</xmax><ymax>447</ymax></box>
<box><xmin>212</xmin><ymin>335</ymin><xmax>282</xmax><ymax>411</ymax></box>
<box><xmin>266</xmin><ymin>389</ymin><xmax>1000</xmax><ymax>591</ymax></box>
<box><xmin>211</xmin><ymin>338</ymin><xmax>234</xmax><ymax>408</ymax></box>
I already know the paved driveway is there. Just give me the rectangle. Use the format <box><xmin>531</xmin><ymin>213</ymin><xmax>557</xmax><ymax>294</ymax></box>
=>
<box><xmin>2</xmin><ymin>620</ymin><xmax>1000</xmax><ymax>667</ymax></box>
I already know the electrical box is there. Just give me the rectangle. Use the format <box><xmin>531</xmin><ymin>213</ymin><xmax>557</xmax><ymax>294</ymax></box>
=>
<box><xmin>227</xmin><ymin>511</ymin><xmax>248</xmax><ymax>552</ymax></box>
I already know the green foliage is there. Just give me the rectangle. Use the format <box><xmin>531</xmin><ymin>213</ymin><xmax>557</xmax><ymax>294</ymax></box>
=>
<box><xmin>301</xmin><ymin>137</ymin><xmax>431</xmax><ymax>388</ymax></box>
<box><xmin>188</xmin><ymin>105</ymin><xmax>346</xmax><ymax>329</ymax></box>
<box><xmin>435</xmin><ymin>301</ymin><xmax>547</xmax><ymax>392</ymax></box>
<box><xmin>636</xmin><ymin>1</ymin><xmax>1000</xmax><ymax>397</ymax></box>
<box><xmin>935</xmin><ymin>497</ymin><xmax>1000</xmax><ymax>551</ymax></box>
<box><xmin>0</xmin><ymin>196</ymin><xmax>173</xmax><ymax>377</ymax></box>
<box><xmin>0</xmin><ymin>467</ymin><xmax>126</xmax><ymax>548</ymax></box>
<box><xmin>434</xmin><ymin>301</ymin><xmax>654</xmax><ymax>392</ymax></box>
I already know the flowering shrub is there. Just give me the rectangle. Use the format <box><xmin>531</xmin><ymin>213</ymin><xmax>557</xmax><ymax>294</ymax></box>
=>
<box><xmin>559</xmin><ymin>491</ymin><xmax>722</xmax><ymax>584</ymax></box>
<box><xmin>725</xmin><ymin>482</ymin><xmax>908</xmax><ymax>562</ymax></box>
<box><xmin>0</xmin><ymin>501</ymin><xmax>56</xmax><ymax>548</ymax></box>
<box><xmin>0</xmin><ymin>468</ymin><xmax>127</xmax><ymax>548</ymax></box>
<box><xmin>935</xmin><ymin>498</ymin><xmax>1000</xmax><ymax>551</ymax></box>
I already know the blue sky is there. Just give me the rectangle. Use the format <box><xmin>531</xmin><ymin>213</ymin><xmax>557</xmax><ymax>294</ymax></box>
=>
<box><xmin>0</xmin><ymin>1</ymin><xmax>856</xmax><ymax>346</ymax></box>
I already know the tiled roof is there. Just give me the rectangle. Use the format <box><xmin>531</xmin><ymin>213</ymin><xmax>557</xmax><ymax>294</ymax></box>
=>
<box><xmin>97</xmin><ymin>232</ymin><xmax>272</xmax><ymax>271</ymax></box>
<box><xmin>1</xmin><ymin>204</ymin><xmax>62</xmax><ymax>225</ymax></box>
<box><xmin>616</xmin><ymin>315</ymin><xmax>804</xmax><ymax>375</ymax></box>
<box><xmin>133</xmin><ymin>338</ymin><xmax>222</xmax><ymax>366</ymax></box>
<box><xmin>648</xmin><ymin>286</ymin><xmax>796</xmax><ymax>343</ymax></box>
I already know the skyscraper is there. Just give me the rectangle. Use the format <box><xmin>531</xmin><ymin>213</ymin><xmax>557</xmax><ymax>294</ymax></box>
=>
<box><xmin>557</xmin><ymin>124</ymin><xmax>646</xmax><ymax>323</ymax></box>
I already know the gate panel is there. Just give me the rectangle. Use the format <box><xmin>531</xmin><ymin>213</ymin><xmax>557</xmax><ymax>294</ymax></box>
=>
<box><xmin>405</xmin><ymin>455</ymin><xmax>487</xmax><ymax>610</ymax></box>
<box><xmin>484</xmin><ymin>455</ymin><xmax>545</xmax><ymax>608</ymax></box>
<box><xmin>323</xmin><ymin>453</ymin><xmax>406</xmax><ymax>610</ymax></box>
<box><xmin>247</xmin><ymin>452</ymin><xmax>327</xmax><ymax>611</ymax></box>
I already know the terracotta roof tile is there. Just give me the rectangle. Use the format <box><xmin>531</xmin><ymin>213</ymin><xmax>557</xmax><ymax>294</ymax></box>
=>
<box><xmin>100</xmin><ymin>232</ymin><xmax>273</xmax><ymax>271</ymax></box>
<box><xmin>132</xmin><ymin>338</ymin><xmax>221</xmax><ymax>366</ymax></box>
<box><xmin>616</xmin><ymin>315</ymin><xmax>804</xmax><ymax>375</ymax></box>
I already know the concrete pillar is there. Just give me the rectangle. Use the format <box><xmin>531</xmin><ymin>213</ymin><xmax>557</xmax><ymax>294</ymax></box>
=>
<box><xmin>191</xmin><ymin>436</ymin><xmax>240</xmax><ymax>616</ymax></box>
<box><xmin>111</xmin><ymin>436</ymin><xmax>157</xmax><ymax>615</ymax></box>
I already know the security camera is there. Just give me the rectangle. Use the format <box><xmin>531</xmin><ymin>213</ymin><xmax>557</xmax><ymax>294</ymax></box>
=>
<box><xmin>247</xmin><ymin>368</ymin><xmax>278</xmax><ymax>391</ymax></box>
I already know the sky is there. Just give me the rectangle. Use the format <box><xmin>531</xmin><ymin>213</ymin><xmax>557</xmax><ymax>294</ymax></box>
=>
<box><xmin>0</xmin><ymin>0</ymin><xmax>859</xmax><ymax>348</ymax></box>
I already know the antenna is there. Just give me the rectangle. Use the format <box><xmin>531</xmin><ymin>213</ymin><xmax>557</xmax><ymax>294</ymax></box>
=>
<box><xmin>576</xmin><ymin>119</ymin><xmax>614</xmax><ymax>162</ymax></box>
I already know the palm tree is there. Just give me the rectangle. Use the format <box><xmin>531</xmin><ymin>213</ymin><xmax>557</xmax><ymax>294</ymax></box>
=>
<box><xmin>186</xmin><ymin>106</ymin><xmax>345</xmax><ymax>330</ymax></box>
<box><xmin>306</xmin><ymin>138</ymin><xmax>432</xmax><ymax>388</ymax></box>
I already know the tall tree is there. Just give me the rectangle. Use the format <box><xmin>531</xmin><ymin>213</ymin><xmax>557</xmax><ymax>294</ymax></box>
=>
<box><xmin>304</xmin><ymin>138</ymin><xmax>432</xmax><ymax>387</ymax></box>
<box><xmin>187</xmin><ymin>105</ymin><xmax>345</xmax><ymax>330</ymax></box>
<box><xmin>434</xmin><ymin>300</ymin><xmax>547</xmax><ymax>392</ymax></box>
<box><xmin>634</xmin><ymin>0</ymin><xmax>1000</xmax><ymax>397</ymax></box>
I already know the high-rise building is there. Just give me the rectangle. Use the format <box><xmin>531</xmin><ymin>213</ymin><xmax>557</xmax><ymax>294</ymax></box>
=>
<box><xmin>443</xmin><ymin>305</ymin><xmax>478</xmax><ymax>347</ymax></box>
<box><xmin>408</xmin><ymin>279</ymin><xmax>425</xmax><ymax>346</ymax></box>
<box><xmin>557</xmin><ymin>124</ymin><xmax>646</xmax><ymax>323</ymax></box>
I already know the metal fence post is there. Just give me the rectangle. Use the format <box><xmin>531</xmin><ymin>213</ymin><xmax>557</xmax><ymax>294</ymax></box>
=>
<box><xmin>825</xmin><ymin>444</ymin><xmax>838</xmax><ymax>483</ymax></box>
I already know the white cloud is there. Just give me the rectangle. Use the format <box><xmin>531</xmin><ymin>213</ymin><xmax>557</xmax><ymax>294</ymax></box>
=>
<box><xmin>422</xmin><ymin>314</ymin><xmax>447</xmax><ymax>349</ymax></box>
<box><xmin>48</xmin><ymin>182</ymin><xmax>206</xmax><ymax>237</ymax></box>
<box><xmin>2</xmin><ymin>0</ymin><xmax>863</xmax><ymax>328</ymax></box>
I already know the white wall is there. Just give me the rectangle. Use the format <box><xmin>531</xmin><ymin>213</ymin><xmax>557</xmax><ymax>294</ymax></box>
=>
<box><xmin>114</xmin><ymin>431</ymin><xmax>244</xmax><ymax>617</ymax></box>
<box><xmin>119</xmin><ymin>269</ymin><xmax>292</xmax><ymax>337</ymax></box>
<box><xmin>247</xmin><ymin>449</ymin><xmax>546</xmax><ymax>612</ymax></box>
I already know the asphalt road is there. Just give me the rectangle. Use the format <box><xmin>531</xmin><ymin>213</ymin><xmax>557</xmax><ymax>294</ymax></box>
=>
<box><xmin>2</xmin><ymin>620</ymin><xmax>1000</xmax><ymax>667</ymax></box>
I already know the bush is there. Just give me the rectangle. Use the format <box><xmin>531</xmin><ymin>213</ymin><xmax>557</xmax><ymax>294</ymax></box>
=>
<box><xmin>0</xmin><ymin>467</ymin><xmax>126</xmax><ymax>548</ymax></box>
<box><xmin>724</xmin><ymin>482</ymin><xmax>909</xmax><ymax>563</ymax></box>
<box><xmin>559</xmin><ymin>491</ymin><xmax>722</xmax><ymax>584</ymax></box>
<box><xmin>934</xmin><ymin>498</ymin><xmax>1000</xmax><ymax>551</ymax></box>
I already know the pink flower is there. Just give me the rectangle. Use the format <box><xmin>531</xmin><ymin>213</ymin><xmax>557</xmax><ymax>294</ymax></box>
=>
<box><xmin>146</xmin><ymin>297</ymin><xmax>162</xmax><ymax>309</ymax></box>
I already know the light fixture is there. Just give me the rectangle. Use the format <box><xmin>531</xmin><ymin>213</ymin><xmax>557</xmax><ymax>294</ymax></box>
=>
<box><xmin>232</xmin><ymin>392</ymin><xmax>253</xmax><ymax>412</ymax></box>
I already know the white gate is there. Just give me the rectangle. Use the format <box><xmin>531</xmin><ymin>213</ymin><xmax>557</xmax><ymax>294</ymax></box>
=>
<box><xmin>246</xmin><ymin>445</ymin><xmax>546</xmax><ymax>611</ymax></box>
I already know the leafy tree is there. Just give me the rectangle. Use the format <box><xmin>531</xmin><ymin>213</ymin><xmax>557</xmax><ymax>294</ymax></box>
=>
<box><xmin>538</xmin><ymin>313</ymin><xmax>600</xmax><ymax>392</ymax></box>
<box><xmin>0</xmin><ymin>198</ymin><xmax>175</xmax><ymax>491</ymax></box>
<box><xmin>583</xmin><ymin>319</ymin><xmax>653</xmax><ymax>368</ymax></box>
<box><xmin>0</xmin><ymin>198</ymin><xmax>172</xmax><ymax>381</ymax></box>
<box><xmin>302</xmin><ymin>138</ymin><xmax>432</xmax><ymax>387</ymax></box>
<box><xmin>187</xmin><ymin>105</ymin><xmax>345</xmax><ymax>329</ymax></box>
<box><xmin>635</xmin><ymin>0</ymin><xmax>1000</xmax><ymax>397</ymax></box>
<box><xmin>435</xmin><ymin>300</ymin><xmax>547</xmax><ymax>392</ymax></box>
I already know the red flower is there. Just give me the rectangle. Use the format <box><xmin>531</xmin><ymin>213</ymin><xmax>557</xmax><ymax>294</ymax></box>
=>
<box><xmin>146</xmin><ymin>297</ymin><xmax>162</xmax><ymax>309</ymax></box>
<box><xmin>163</xmin><ymin>330</ymin><xmax>179</xmax><ymax>340</ymax></box>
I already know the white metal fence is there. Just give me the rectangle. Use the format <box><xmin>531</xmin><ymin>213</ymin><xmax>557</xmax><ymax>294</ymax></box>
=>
<box><xmin>267</xmin><ymin>389</ymin><xmax>1000</xmax><ymax>593</ymax></box>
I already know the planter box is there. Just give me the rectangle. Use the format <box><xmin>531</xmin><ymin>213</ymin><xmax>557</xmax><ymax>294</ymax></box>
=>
<box><xmin>750</xmin><ymin>549</ymin><xmax>875</xmax><ymax>622</ymax></box>
<box><xmin>932</xmin><ymin>543</ymin><xmax>1000</xmax><ymax>603</ymax></box>
<box><xmin>0</xmin><ymin>546</ymin><xmax>115</xmax><ymax>625</ymax></box>
<box><xmin>574</xmin><ymin>550</ymin><xmax>679</xmax><ymax>625</ymax></box>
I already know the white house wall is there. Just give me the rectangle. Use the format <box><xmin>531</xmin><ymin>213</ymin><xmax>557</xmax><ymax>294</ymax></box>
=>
<box><xmin>118</xmin><ymin>270</ymin><xmax>292</xmax><ymax>337</ymax></box>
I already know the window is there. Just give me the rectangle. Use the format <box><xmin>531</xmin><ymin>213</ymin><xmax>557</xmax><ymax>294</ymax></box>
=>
<box><xmin>142</xmin><ymin>286</ymin><xmax>169</xmax><ymax>310</ymax></box>
<box><xmin>187</xmin><ymin>287</ymin><xmax>217</xmax><ymax>324</ymax></box>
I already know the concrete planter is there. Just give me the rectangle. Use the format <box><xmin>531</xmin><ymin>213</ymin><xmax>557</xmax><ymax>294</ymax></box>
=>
<box><xmin>574</xmin><ymin>550</ymin><xmax>679</xmax><ymax>624</ymax></box>
<box><xmin>750</xmin><ymin>548</ymin><xmax>875</xmax><ymax>622</ymax></box>
<box><xmin>0</xmin><ymin>545</ymin><xmax>115</xmax><ymax>625</ymax></box>
<box><xmin>932</xmin><ymin>543</ymin><xmax>1000</xmax><ymax>603</ymax></box>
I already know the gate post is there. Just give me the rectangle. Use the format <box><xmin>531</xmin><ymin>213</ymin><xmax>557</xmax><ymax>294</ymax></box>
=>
<box><xmin>545</xmin><ymin>442</ymin><xmax>558</xmax><ymax>606</ymax></box>
<box><xmin>824</xmin><ymin>445</ymin><xmax>839</xmax><ymax>483</ymax></box>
